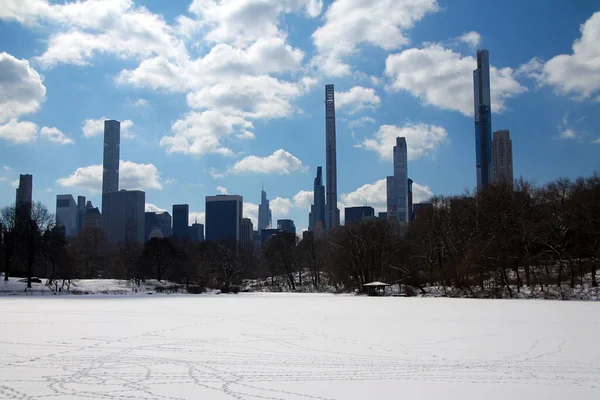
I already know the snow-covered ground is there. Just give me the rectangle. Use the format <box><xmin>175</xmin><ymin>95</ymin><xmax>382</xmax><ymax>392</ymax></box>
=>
<box><xmin>0</xmin><ymin>294</ymin><xmax>598</xmax><ymax>399</ymax></box>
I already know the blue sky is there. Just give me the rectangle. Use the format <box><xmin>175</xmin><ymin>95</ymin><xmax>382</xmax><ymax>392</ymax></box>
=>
<box><xmin>1</xmin><ymin>0</ymin><xmax>599</xmax><ymax>232</ymax></box>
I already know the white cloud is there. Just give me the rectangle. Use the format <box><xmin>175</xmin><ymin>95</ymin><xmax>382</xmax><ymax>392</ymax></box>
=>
<box><xmin>188</xmin><ymin>0</ymin><xmax>322</xmax><ymax>47</ymax></box>
<box><xmin>522</xmin><ymin>12</ymin><xmax>600</xmax><ymax>100</ymax></box>
<box><xmin>82</xmin><ymin>117</ymin><xmax>135</xmax><ymax>139</ymax></box>
<box><xmin>56</xmin><ymin>160</ymin><xmax>163</xmax><ymax>192</ymax></box>
<box><xmin>205</xmin><ymin>167</ymin><xmax>225</xmax><ymax>179</ymax></box>
<box><xmin>164</xmin><ymin>178</ymin><xmax>177</xmax><ymax>185</ymax></box>
<box><xmin>145</xmin><ymin>203</ymin><xmax>167</xmax><ymax>213</ymax></box>
<box><xmin>556</xmin><ymin>113</ymin><xmax>582</xmax><ymax>141</ymax></box>
<box><xmin>133</xmin><ymin>98</ymin><xmax>149</xmax><ymax>108</ymax></box>
<box><xmin>216</xmin><ymin>185</ymin><xmax>228</xmax><ymax>194</ymax></box>
<box><xmin>341</xmin><ymin>179</ymin><xmax>433</xmax><ymax>213</ymax></box>
<box><xmin>593</xmin><ymin>138</ymin><xmax>600</xmax><ymax>144</ymax></box>
<box><xmin>385</xmin><ymin>44</ymin><xmax>526</xmax><ymax>116</ymax></box>
<box><xmin>293</xmin><ymin>190</ymin><xmax>313</xmax><ymax>209</ymax></box>
<box><xmin>360</xmin><ymin>123</ymin><xmax>448</xmax><ymax>160</ymax></box>
<box><xmin>0</xmin><ymin>52</ymin><xmax>46</xmax><ymax>124</ymax></box>
<box><xmin>458</xmin><ymin>31</ymin><xmax>481</xmax><ymax>49</ymax></box>
<box><xmin>271</xmin><ymin>197</ymin><xmax>293</xmax><ymax>217</ymax></box>
<box><xmin>348</xmin><ymin>116</ymin><xmax>376</xmax><ymax>128</ymax></box>
<box><xmin>3</xmin><ymin>166</ymin><xmax>10</xmax><ymax>171</ymax></box>
<box><xmin>0</xmin><ymin>119</ymin><xmax>38</xmax><ymax>144</ymax></box>
<box><xmin>39</xmin><ymin>126</ymin><xmax>74</xmax><ymax>144</ymax></box>
<box><xmin>336</xmin><ymin>86</ymin><xmax>381</xmax><ymax>114</ymax></box>
<box><xmin>44</xmin><ymin>187</ymin><xmax>53</xmax><ymax>193</ymax></box>
<box><xmin>189</xmin><ymin>211</ymin><xmax>205</xmax><ymax>226</ymax></box>
<box><xmin>10</xmin><ymin>179</ymin><xmax>19</xmax><ymax>188</ymax></box>
<box><xmin>230</xmin><ymin>149</ymin><xmax>306</xmax><ymax>174</ymax></box>
<box><xmin>312</xmin><ymin>0</ymin><xmax>439</xmax><ymax>76</ymax></box>
<box><xmin>243</xmin><ymin>202</ymin><xmax>259</xmax><ymax>227</ymax></box>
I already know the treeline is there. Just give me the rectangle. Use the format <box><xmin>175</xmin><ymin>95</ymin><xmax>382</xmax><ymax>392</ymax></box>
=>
<box><xmin>1</xmin><ymin>173</ymin><xmax>599</xmax><ymax>298</ymax></box>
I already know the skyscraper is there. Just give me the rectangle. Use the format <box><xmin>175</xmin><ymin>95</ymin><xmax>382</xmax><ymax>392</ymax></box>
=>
<box><xmin>15</xmin><ymin>174</ymin><xmax>32</xmax><ymax>228</ymax></box>
<box><xmin>277</xmin><ymin>219</ymin><xmax>296</xmax><ymax>236</ymax></box>
<box><xmin>258</xmin><ymin>186</ymin><xmax>272</xmax><ymax>231</ymax></box>
<box><xmin>386</xmin><ymin>137</ymin><xmax>409</xmax><ymax>222</ymax></box>
<box><xmin>106</xmin><ymin>190</ymin><xmax>145</xmax><ymax>244</ymax></box>
<box><xmin>205</xmin><ymin>195</ymin><xmax>243</xmax><ymax>243</ymax></box>
<box><xmin>344</xmin><ymin>206</ymin><xmax>375</xmax><ymax>225</ymax></box>
<box><xmin>240</xmin><ymin>218</ymin><xmax>253</xmax><ymax>249</ymax></box>
<box><xmin>407</xmin><ymin>178</ymin><xmax>413</xmax><ymax>223</ymax></box>
<box><xmin>145</xmin><ymin>211</ymin><xmax>172</xmax><ymax>242</ymax></box>
<box><xmin>56</xmin><ymin>194</ymin><xmax>78</xmax><ymax>237</ymax></box>
<box><xmin>188</xmin><ymin>223</ymin><xmax>205</xmax><ymax>242</ymax></box>
<box><xmin>492</xmin><ymin>130</ymin><xmax>514</xmax><ymax>186</ymax></box>
<box><xmin>172</xmin><ymin>204</ymin><xmax>189</xmax><ymax>240</ymax></box>
<box><xmin>309</xmin><ymin>166</ymin><xmax>326</xmax><ymax>232</ymax></box>
<box><xmin>102</xmin><ymin>120</ymin><xmax>121</xmax><ymax>240</ymax></box>
<box><xmin>473</xmin><ymin>49</ymin><xmax>492</xmax><ymax>190</ymax></box>
<box><xmin>325</xmin><ymin>84</ymin><xmax>340</xmax><ymax>231</ymax></box>
<box><xmin>77</xmin><ymin>195</ymin><xmax>86</xmax><ymax>234</ymax></box>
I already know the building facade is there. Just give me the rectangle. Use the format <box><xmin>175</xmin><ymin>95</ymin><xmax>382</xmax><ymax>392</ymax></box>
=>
<box><xmin>386</xmin><ymin>137</ymin><xmax>409</xmax><ymax>222</ymax></box>
<box><xmin>106</xmin><ymin>190</ymin><xmax>145</xmax><ymax>244</ymax></box>
<box><xmin>77</xmin><ymin>195</ymin><xmax>86</xmax><ymax>234</ymax></box>
<box><xmin>491</xmin><ymin>130</ymin><xmax>514</xmax><ymax>186</ymax></box>
<box><xmin>309</xmin><ymin>166</ymin><xmax>326</xmax><ymax>232</ymax></box>
<box><xmin>258</xmin><ymin>187</ymin><xmax>272</xmax><ymax>231</ymax></box>
<box><xmin>344</xmin><ymin>206</ymin><xmax>375</xmax><ymax>225</ymax></box>
<box><xmin>172</xmin><ymin>204</ymin><xmax>189</xmax><ymax>240</ymax></box>
<box><xmin>81</xmin><ymin>202</ymin><xmax>103</xmax><ymax>231</ymax></box>
<box><xmin>240</xmin><ymin>218</ymin><xmax>253</xmax><ymax>249</ymax></box>
<box><xmin>473</xmin><ymin>49</ymin><xmax>493</xmax><ymax>190</ymax></box>
<box><xmin>56</xmin><ymin>194</ymin><xmax>78</xmax><ymax>237</ymax></box>
<box><xmin>188</xmin><ymin>223</ymin><xmax>204</xmax><ymax>242</ymax></box>
<box><xmin>145</xmin><ymin>211</ymin><xmax>172</xmax><ymax>243</ymax></box>
<box><xmin>205</xmin><ymin>195</ymin><xmax>243</xmax><ymax>243</ymax></box>
<box><xmin>325</xmin><ymin>84</ymin><xmax>340</xmax><ymax>231</ymax></box>
<box><xmin>15</xmin><ymin>174</ymin><xmax>33</xmax><ymax>227</ymax></box>
<box><xmin>101</xmin><ymin>120</ymin><xmax>121</xmax><ymax>242</ymax></box>
<box><xmin>277</xmin><ymin>219</ymin><xmax>296</xmax><ymax>235</ymax></box>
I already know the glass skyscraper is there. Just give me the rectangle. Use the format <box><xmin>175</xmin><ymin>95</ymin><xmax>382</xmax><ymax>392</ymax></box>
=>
<box><xmin>473</xmin><ymin>49</ymin><xmax>492</xmax><ymax>190</ymax></box>
<box><xmin>386</xmin><ymin>137</ymin><xmax>408</xmax><ymax>222</ymax></box>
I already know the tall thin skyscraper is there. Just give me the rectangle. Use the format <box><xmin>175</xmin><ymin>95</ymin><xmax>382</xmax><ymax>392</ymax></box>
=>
<box><xmin>325</xmin><ymin>84</ymin><xmax>340</xmax><ymax>230</ymax></box>
<box><xmin>172</xmin><ymin>204</ymin><xmax>190</xmax><ymax>240</ymax></box>
<box><xmin>309</xmin><ymin>166</ymin><xmax>326</xmax><ymax>232</ymax></box>
<box><xmin>101</xmin><ymin>120</ymin><xmax>121</xmax><ymax>240</ymax></box>
<box><xmin>491</xmin><ymin>130</ymin><xmax>514</xmax><ymax>186</ymax></box>
<box><xmin>258</xmin><ymin>186</ymin><xmax>272</xmax><ymax>231</ymax></box>
<box><xmin>386</xmin><ymin>137</ymin><xmax>408</xmax><ymax>222</ymax></box>
<box><xmin>15</xmin><ymin>174</ymin><xmax>32</xmax><ymax>228</ymax></box>
<box><xmin>56</xmin><ymin>194</ymin><xmax>78</xmax><ymax>237</ymax></box>
<box><xmin>473</xmin><ymin>49</ymin><xmax>492</xmax><ymax>190</ymax></box>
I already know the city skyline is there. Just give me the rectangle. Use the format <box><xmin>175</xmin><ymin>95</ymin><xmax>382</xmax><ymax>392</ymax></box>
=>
<box><xmin>1</xmin><ymin>1</ymin><xmax>599</xmax><ymax>233</ymax></box>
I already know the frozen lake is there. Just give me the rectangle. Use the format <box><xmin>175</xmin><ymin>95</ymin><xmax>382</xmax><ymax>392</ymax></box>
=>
<box><xmin>0</xmin><ymin>293</ymin><xmax>598</xmax><ymax>399</ymax></box>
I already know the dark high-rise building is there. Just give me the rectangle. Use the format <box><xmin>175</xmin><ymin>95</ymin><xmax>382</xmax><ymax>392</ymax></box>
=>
<box><xmin>474</xmin><ymin>49</ymin><xmax>492</xmax><ymax>190</ymax></box>
<box><xmin>172</xmin><ymin>204</ymin><xmax>189</xmax><ymax>240</ymax></box>
<box><xmin>102</xmin><ymin>120</ymin><xmax>121</xmax><ymax>241</ymax></box>
<box><xmin>145</xmin><ymin>211</ymin><xmax>172</xmax><ymax>242</ymax></box>
<box><xmin>188</xmin><ymin>223</ymin><xmax>204</xmax><ymax>242</ymax></box>
<box><xmin>15</xmin><ymin>174</ymin><xmax>32</xmax><ymax>228</ymax></box>
<box><xmin>258</xmin><ymin>186</ymin><xmax>272</xmax><ymax>231</ymax></box>
<box><xmin>106</xmin><ymin>190</ymin><xmax>145</xmax><ymax>244</ymax></box>
<box><xmin>261</xmin><ymin>228</ymin><xmax>280</xmax><ymax>244</ymax></box>
<box><xmin>413</xmin><ymin>202</ymin><xmax>433</xmax><ymax>221</ymax></box>
<box><xmin>56</xmin><ymin>194</ymin><xmax>78</xmax><ymax>237</ymax></box>
<box><xmin>407</xmin><ymin>178</ymin><xmax>413</xmax><ymax>223</ymax></box>
<box><xmin>325</xmin><ymin>84</ymin><xmax>340</xmax><ymax>231</ymax></box>
<box><xmin>77</xmin><ymin>195</ymin><xmax>86</xmax><ymax>234</ymax></box>
<box><xmin>378</xmin><ymin>212</ymin><xmax>388</xmax><ymax>220</ymax></box>
<box><xmin>492</xmin><ymin>130</ymin><xmax>513</xmax><ymax>186</ymax></box>
<box><xmin>205</xmin><ymin>195</ymin><xmax>243</xmax><ymax>242</ymax></box>
<box><xmin>309</xmin><ymin>166</ymin><xmax>326</xmax><ymax>233</ymax></box>
<box><xmin>386</xmin><ymin>137</ymin><xmax>409</xmax><ymax>222</ymax></box>
<box><xmin>240</xmin><ymin>218</ymin><xmax>253</xmax><ymax>249</ymax></box>
<box><xmin>81</xmin><ymin>201</ymin><xmax>102</xmax><ymax>231</ymax></box>
<box><xmin>344</xmin><ymin>206</ymin><xmax>375</xmax><ymax>225</ymax></box>
<box><xmin>277</xmin><ymin>219</ymin><xmax>296</xmax><ymax>235</ymax></box>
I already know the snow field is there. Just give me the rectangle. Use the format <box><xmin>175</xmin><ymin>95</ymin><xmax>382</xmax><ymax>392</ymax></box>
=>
<box><xmin>0</xmin><ymin>294</ymin><xmax>598</xmax><ymax>399</ymax></box>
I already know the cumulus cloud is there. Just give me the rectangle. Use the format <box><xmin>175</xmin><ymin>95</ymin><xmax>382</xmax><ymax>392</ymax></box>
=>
<box><xmin>216</xmin><ymin>185</ymin><xmax>228</xmax><ymax>194</ymax></box>
<box><xmin>336</xmin><ymin>86</ymin><xmax>381</xmax><ymax>114</ymax></box>
<box><xmin>56</xmin><ymin>160</ymin><xmax>163</xmax><ymax>192</ymax></box>
<box><xmin>230</xmin><ymin>149</ymin><xmax>306</xmax><ymax>174</ymax></box>
<box><xmin>385</xmin><ymin>44</ymin><xmax>526</xmax><ymax>116</ymax></box>
<box><xmin>293</xmin><ymin>190</ymin><xmax>313</xmax><ymax>209</ymax></box>
<box><xmin>189</xmin><ymin>211</ymin><xmax>205</xmax><ymax>226</ymax></box>
<box><xmin>271</xmin><ymin>197</ymin><xmax>293</xmax><ymax>217</ymax></box>
<box><xmin>133</xmin><ymin>98</ymin><xmax>149</xmax><ymax>108</ymax></box>
<box><xmin>341</xmin><ymin>178</ymin><xmax>433</xmax><ymax>213</ymax></box>
<box><xmin>556</xmin><ymin>113</ymin><xmax>583</xmax><ymax>141</ymax></box>
<box><xmin>0</xmin><ymin>52</ymin><xmax>46</xmax><ymax>124</ymax></box>
<box><xmin>0</xmin><ymin>119</ymin><xmax>39</xmax><ymax>144</ymax></box>
<box><xmin>82</xmin><ymin>117</ymin><xmax>135</xmax><ymax>139</ymax></box>
<box><xmin>243</xmin><ymin>202</ymin><xmax>259</xmax><ymax>227</ymax></box>
<box><xmin>458</xmin><ymin>31</ymin><xmax>481</xmax><ymax>49</ymax></box>
<box><xmin>519</xmin><ymin>12</ymin><xmax>600</xmax><ymax>101</ymax></box>
<box><xmin>348</xmin><ymin>116</ymin><xmax>376</xmax><ymax>129</ymax></box>
<box><xmin>312</xmin><ymin>0</ymin><xmax>439</xmax><ymax>76</ymax></box>
<box><xmin>359</xmin><ymin>123</ymin><xmax>448</xmax><ymax>160</ymax></box>
<box><xmin>145</xmin><ymin>203</ymin><xmax>167</xmax><ymax>213</ymax></box>
<box><xmin>39</xmin><ymin>126</ymin><xmax>74</xmax><ymax>144</ymax></box>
